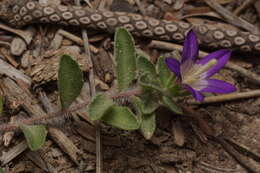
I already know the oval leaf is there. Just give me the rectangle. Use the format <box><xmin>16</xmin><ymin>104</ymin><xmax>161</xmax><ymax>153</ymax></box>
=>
<box><xmin>157</xmin><ymin>56</ymin><xmax>175</xmax><ymax>88</ymax></box>
<box><xmin>140</xmin><ymin>113</ymin><xmax>156</xmax><ymax>140</ymax></box>
<box><xmin>88</xmin><ymin>93</ymin><xmax>114</xmax><ymax>121</ymax></box>
<box><xmin>0</xmin><ymin>168</ymin><xmax>4</xmax><ymax>173</ymax></box>
<box><xmin>58</xmin><ymin>55</ymin><xmax>84</xmax><ymax>108</ymax></box>
<box><xmin>115</xmin><ymin>28</ymin><xmax>136</xmax><ymax>91</ymax></box>
<box><xmin>139</xmin><ymin>73</ymin><xmax>162</xmax><ymax>92</ymax></box>
<box><xmin>137</xmin><ymin>55</ymin><xmax>156</xmax><ymax>77</ymax></box>
<box><xmin>161</xmin><ymin>96</ymin><xmax>183</xmax><ymax>115</ymax></box>
<box><xmin>142</xmin><ymin>93</ymin><xmax>159</xmax><ymax>114</ymax></box>
<box><xmin>131</xmin><ymin>95</ymin><xmax>159</xmax><ymax>115</ymax></box>
<box><xmin>102</xmin><ymin>106</ymin><xmax>140</xmax><ymax>130</ymax></box>
<box><xmin>130</xmin><ymin>96</ymin><xmax>143</xmax><ymax>116</ymax></box>
<box><xmin>19</xmin><ymin>124</ymin><xmax>47</xmax><ymax>151</ymax></box>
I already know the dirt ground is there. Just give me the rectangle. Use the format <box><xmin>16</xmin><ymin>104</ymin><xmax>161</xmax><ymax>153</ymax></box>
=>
<box><xmin>0</xmin><ymin>0</ymin><xmax>260</xmax><ymax>172</ymax></box>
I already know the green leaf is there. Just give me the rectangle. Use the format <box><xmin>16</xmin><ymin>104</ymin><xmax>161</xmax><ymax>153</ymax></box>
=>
<box><xmin>0</xmin><ymin>95</ymin><xmax>3</xmax><ymax>116</ymax></box>
<box><xmin>88</xmin><ymin>93</ymin><xmax>114</xmax><ymax>121</ymax></box>
<box><xmin>161</xmin><ymin>96</ymin><xmax>183</xmax><ymax>115</ymax></box>
<box><xmin>167</xmin><ymin>85</ymin><xmax>182</xmax><ymax>97</ymax></box>
<box><xmin>140</xmin><ymin>113</ymin><xmax>156</xmax><ymax>140</ymax></box>
<box><xmin>139</xmin><ymin>73</ymin><xmax>162</xmax><ymax>92</ymax></box>
<box><xmin>157</xmin><ymin>56</ymin><xmax>175</xmax><ymax>88</ymax></box>
<box><xmin>58</xmin><ymin>55</ymin><xmax>84</xmax><ymax>108</ymax></box>
<box><xmin>102</xmin><ymin>106</ymin><xmax>140</xmax><ymax>130</ymax></box>
<box><xmin>0</xmin><ymin>168</ymin><xmax>4</xmax><ymax>173</ymax></box>
<box><xmin>19</xmin><ymin>125</ymin><xmax>47</xmax><ymax>151</ymax></box>
<box><xmin>115</xmin><ymin>28</ymin><xmax>136</xmax><ymax>91</ymax></box>
<box><xmin>131</xmin><ymin>94</ymin><xmax>159</xmax><ymax>115</ymax></box>
<box><xmin>130</xmin><ymin>96</ymin><xmax>144</xmax><ymax>123</ymax></box>
<box><xmin>137</xmin><ymin>55</ymin><xmax>156</xmax><ymax>77</ymax></box>
<box><xmin>130</xmin><ymin>96</ymin><xmax>143</xmax><ymax>116</ymax></box>
<box><xmin>141</xmin><ymin>91</ymin><xmax>160</xmax><ymax>114</ymax></box>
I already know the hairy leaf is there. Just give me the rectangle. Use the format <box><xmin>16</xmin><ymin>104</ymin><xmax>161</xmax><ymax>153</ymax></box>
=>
<box><xmin>137</xmin><ymin>55</ymin><xmax>156</xmax><ymax>77</ymax></box>
<box><xmin>115</xmin><ymin>28</ymin><xmax>136</xmax><ymax>91</ymax></box>
<box><xmin>139</xmin><ymin>73</ymin><xmax>162</xmax><ymax>92</ymax></box>
<box><xmin>102</xmin><ymin>106</ymin><xmax>140</xmax><ymax>130</ymax></box>
<box><xmin>131</xmin><ymin>95</ymin><xmax>159</xmax><ymax>115</ymax></box>
<box><xmin>88</xmin><ymin>93</ymin><xmax>114</xmax><ymax>121</ymax></box>
<box><xmin>19</xmin><ymin>125</ymin><xmax>47</xmax><ymax>151</ymax></box>
<box><xmin>58</xmin><ymin>55</ymin><xmax>84</xmax><ymax>108</ymax></box>
<box><xmin>140</xmin><ymin>113</ymin><xmax>156</xmax><ymax>140</ymax></box>
<box><xmin>161</xmin><ymin>96</ymin><xmax>183</xmax><ymax>115</ymax></box>
<box><xmin>157</xmin><ymin>56</ymin><xmax>175</xmax><ymax>88</ymax></box>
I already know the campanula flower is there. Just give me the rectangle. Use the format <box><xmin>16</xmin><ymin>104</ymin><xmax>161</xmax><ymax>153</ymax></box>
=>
<box><xmin>165</xmin><ymin>30</ymin><xmax>236</xmax><ymax>102</ymax></box>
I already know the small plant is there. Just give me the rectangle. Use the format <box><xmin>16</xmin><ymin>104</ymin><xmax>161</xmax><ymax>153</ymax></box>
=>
<box><xmin>86</xmin><ymin>29</ymin><xmax>236</xmax><ymax>139</ymax></box>
<box><xmin>0</xmin><ymin>28</ymin><xmax>236</xmax><ymax>151</ymax></box>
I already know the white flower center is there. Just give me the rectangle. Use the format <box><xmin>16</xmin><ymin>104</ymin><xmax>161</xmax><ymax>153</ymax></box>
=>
<box><xmin>182</xmin><ymin>59</ymin><xmax>217</xmax><ymax>85</ymax></box>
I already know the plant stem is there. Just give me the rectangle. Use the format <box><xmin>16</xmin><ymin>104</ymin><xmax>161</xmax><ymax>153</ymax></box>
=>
<box><xmin>0</xmin><ymin>87</ymin><xmax>141</xmax><ymax>132</ymax></box>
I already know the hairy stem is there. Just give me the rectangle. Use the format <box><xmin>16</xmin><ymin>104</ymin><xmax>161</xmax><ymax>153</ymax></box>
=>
<box><xmin>0</xmin><ymin>87</ymin><xmax>141</xmax><ymax>132</ymax></box>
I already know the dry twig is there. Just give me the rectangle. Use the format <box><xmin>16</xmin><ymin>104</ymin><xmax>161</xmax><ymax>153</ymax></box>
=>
<box><xmin>74</xmin><ymin>0</ymin><xmax>101</xmax><ymax>171</ymax></box>
<box><xmin>0</xmin><ymin>58</ymin><xmax>31</xmax><ymax>85</ymax></box>
<box><xmin>0</xmin><ymin>22</ymin><xmax>33</xmax><ymax>44</ymax></box>
<box><xmin>187</xmin><ymin>89</ymin><xmax>260</xmax><ymax>104</ymax></box>
<box><xmin>203</xmin><ymin>0</ymin><xmax>259</xmax><ymax>33</ymax></box>
<box><xmin>58</xmin><ymin>29</ymin><xmax>99</xmax><ymax>53</ymax></box>
<box><xmin>233</xmin><ymin>0</ymin><xmax>258</xmax><ymax>16</ymax></box>
<box><xmin>216</xmin><ymin>137</ymin><xmax>260</xmax><ymax>173</ymax></box>
<box><xmin>39</xmin><ymin>92</ymin><xmax>81</xmax><ymax>165</ymax></box>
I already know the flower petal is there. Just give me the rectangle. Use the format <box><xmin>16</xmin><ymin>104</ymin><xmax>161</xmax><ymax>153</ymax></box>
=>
<box><xmin>184</xmin><ymin>84</ymin><xmax>204</xmax><ymax>102</ymax></box>
<box><xmin>197</xmin><ymin>50</ymin><xmax>231</xmax><ymax>78</ymax></box>
<box><xmin>165</xmin><ymin>58</ymin><xmax>181</xmax><ymax>77</ymax></box>
<box><xmin>200</xmin><ymin>79</ymin><xmax>236</xmax><ymax>94</ymax></box>
<box><xmin>181</xmin><ymin>30</ymin><xmax>199</xmax><ymax>63</ymax></box>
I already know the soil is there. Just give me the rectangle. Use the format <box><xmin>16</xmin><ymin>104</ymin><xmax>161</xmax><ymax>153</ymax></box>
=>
<box><xmin>0</xmin><ymin>0</ymin><xmax>259</xmax><ymax>173</ymax></box>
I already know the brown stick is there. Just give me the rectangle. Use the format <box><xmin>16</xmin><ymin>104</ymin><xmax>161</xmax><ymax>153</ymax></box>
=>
<box><xmin>204</xmin><ymin>0</ymin><xmax>259</xmax><ymax>34</ymax></box>
<box><xmin>233</xmin><ymin>0</ymin><xmax>258</xmax><ymax>16</ymax></box>
<box><xmin>187</xmin><ymin>89</ymin><xmax>260</xmax><ymax>104</ymax></box>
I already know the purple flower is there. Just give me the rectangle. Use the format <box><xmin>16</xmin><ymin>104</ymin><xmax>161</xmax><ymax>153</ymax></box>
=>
<box><xmin>165</xmin><ymin>30</ymin><xmax>236</xmax><ymax>102</ymax></box>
